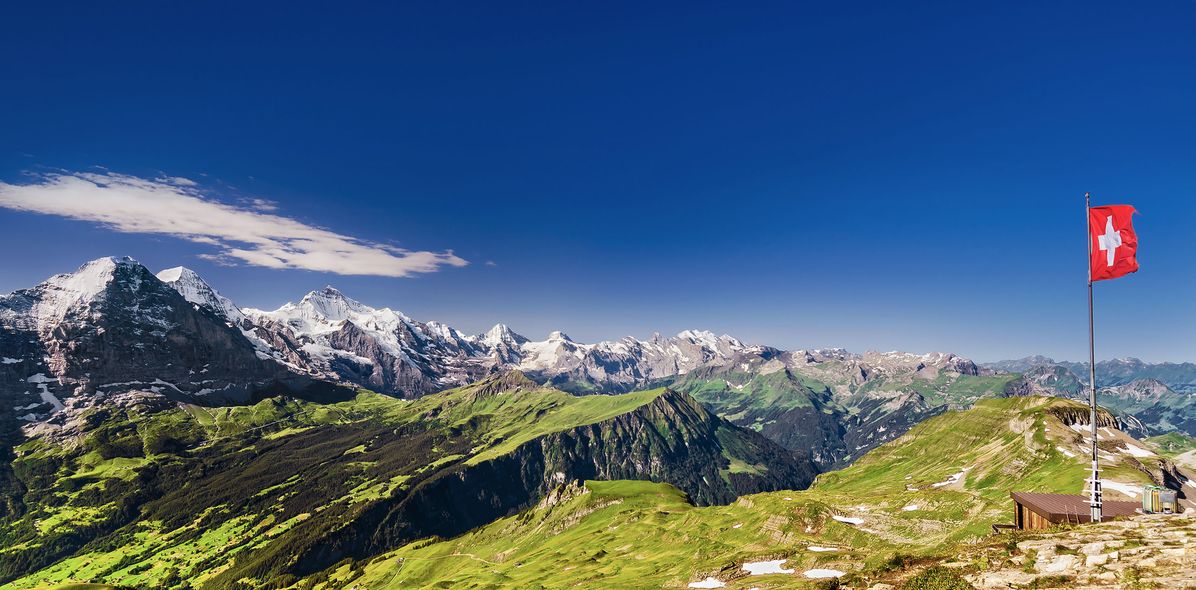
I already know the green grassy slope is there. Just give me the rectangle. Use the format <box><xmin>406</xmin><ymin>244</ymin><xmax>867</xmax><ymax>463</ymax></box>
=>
<box><xmin>1146</xmin><ymin>431</ymin><xmax>1196</xmax><ymax>455</ymax></box>
<box><xmin>0</xmin><ymin>374</ymin><xmax>671</xmax><ymax>589</ymax></box>
<box><xmin>814</xmin><ymin>397</ymin><xmax>1156</xmax><ymax>542</ymax></box>
<box><xmin>668</xmin><ymin>367</ymin><xmax>831</xmax><ymax>420</ymax></box>
<box><xmin>307</xmin><ymin>397</ymin><xmax>1165</xmax><ymax>590</ymax></box>
<box><xmin>2</xmin><ymin>372</ymin><xmax>814</xmax><ymax>590</ymax></box>
<box><xmin>303</xmin><ymin>480</ymin><xmax>894</xmax><ymax>590</ymax></box>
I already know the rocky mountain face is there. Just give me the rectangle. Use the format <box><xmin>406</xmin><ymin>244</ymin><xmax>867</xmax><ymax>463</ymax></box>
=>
<box><xmin>244</xmin><ymin>286</ymin><xmax>495</xmax><ymax>397</ymax></box>
<box><xmin>0</xmin><ymin>258</ymin><xmax>302</xmax><ymax>428</ymax></box>
<box><xmin>228</xmin><ymin>280</ymin><xmax>757</xmax><ymax>398</ymax></box>
<box><xmin>1014</xmin><ymin>361</ymin><xmax>1090</xmax><ymax>392</ymax></box>
<box><xmin>1098</xmin><ymin>379</ymin><xmax>1196</xmax><ymax>438</ymax></box>
<box><xmin>981</xmin><ymin>355</ymin><xmax>1057</xmax><ymax>373</ymax></box>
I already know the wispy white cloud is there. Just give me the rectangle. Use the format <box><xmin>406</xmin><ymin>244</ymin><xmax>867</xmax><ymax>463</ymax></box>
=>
<box><xmin>247</xmin><ymin>197</ymin><xmax>278</xmax><ymax>211</ymax></box>
<box><xmin>156</xmin><ymin>175</ymin><xmax>197</xmax><ymax>187</ymax></box>
<box><xmin>0</xmin><ymin>171</ymin><xmax>468</xmax><ymax>277</ymax></box>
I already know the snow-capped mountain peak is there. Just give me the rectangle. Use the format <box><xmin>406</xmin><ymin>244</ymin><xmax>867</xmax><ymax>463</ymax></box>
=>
<box><xmin>156</xmin><ymin>266</ymin><xmax>245</xmax><ymax>324</ymax></box>
<box><xmin>425</xmin><ymin>320</ymin><xmax>467</xmax><ymax>343</ymax></box>
<box><xmin>297</xmin><ymin>286</ymin><xmax>376</xmax><ymax>322</ymax></box>
<box><xmin>20</xmin><ymin>256</ymin><xmax>145</xmax><ymax>331</ymax></box>
<box><xmin>546</xmin><ymin>330</ymin><xmax>573</xmax><ymax>342</ymax></box>
<box><xmin>252</xmin><ymin>287</ymin><xmax>411</xmax><ymax>338</ymax></box>
<box><xmin>154</xmin><ymin>265</ymin><xmax>190</xmax><ymax>283</ymax></box>
<box><xmin>480</xmin><ymin>323</ymin><xmax>528</xmax><ymax>347</ymax></box>
<box><xmin>0</xmin><ymin>257</ymin><xmax>294</xmax><ymax>421</ymax></box>
<box><xmin>676</xmin><ymin>329</ymin><xmax>743</xmax><ymax>352</ymax></box>
<box><xmin>517</xmin><ymin>332</ymin><xmax>590</xmax><ymax>372</ymax></box>
<box><xmin>241</xmin><ymin>286</ymin><xmax>496</xmax><ymax>395</ymax></box>
<box><xmin>677</xmin><ymin>328</ymin><xmax>717</xmax><ymax>342</ymax></box>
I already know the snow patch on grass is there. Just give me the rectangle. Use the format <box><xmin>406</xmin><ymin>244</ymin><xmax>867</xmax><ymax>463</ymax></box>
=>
<box><xmin>803</xmin><ymin>569</ymin><xmax>846</xmax><ymax>579</ymax></box>
<box><xmin>1118</xmin><ymin>444</ymin><xmax>1154</xmax><ymax>458</ymax></box>
<box><xmin>1101</xmin><ymin>480</ymin><xmax>1143</xmax><ymax>498</ymax></box>
<box><xmin>688</xmin><ymin>577</ymin><xmax>726</xmax><ymax>588</ymax></box>
<box><xmin>742</xmin><ymin>560</ymin><xmax>794</xmax><ymax>575</ymax></box>
<box><xmin>930</xmin><ymin>466</ymin><xmax>971</xmax><ymax>488</ymax></box>
<box><xmin>832</xmin><ymin>515</ymin><xmax>864</xmax><ymax>525</ymax></box>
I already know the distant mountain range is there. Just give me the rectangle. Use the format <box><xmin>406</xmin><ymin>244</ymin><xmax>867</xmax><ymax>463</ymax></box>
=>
<box><xmin>990</xmin><ymin>359</ymin><xmax>1196</xmax><ymax>437</ymax></box>
<box><xmin>3</xmin><ymin>257</ymin><xmax>1194</xmax><ymax>474</ymax></box>
<box><xmin>0</xmin><ymin>257</ymin><xmax>982</xmax><ymax>470</ymax></box>
<box><xmin>156</xmin><ymin>260</ymin><xmax>756</xmax><ymax>398</ymax></box>
<box><xmin>983</xmin><ymin>356</ymin><xmax>1196</xmax><ymax>392</ymax></box>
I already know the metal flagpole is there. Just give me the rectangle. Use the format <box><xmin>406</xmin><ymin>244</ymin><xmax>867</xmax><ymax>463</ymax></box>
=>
<box><xmin>1086</xmin><ymin>191</ymin><xmax>1102</xmax><ymax>523</ymax></box>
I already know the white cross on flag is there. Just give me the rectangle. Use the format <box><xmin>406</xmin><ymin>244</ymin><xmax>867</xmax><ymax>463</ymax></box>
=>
<box><xmin>1088</xmin><ymin>204</ymin><xmax>1138</xmax><ymax>282</ymax></box>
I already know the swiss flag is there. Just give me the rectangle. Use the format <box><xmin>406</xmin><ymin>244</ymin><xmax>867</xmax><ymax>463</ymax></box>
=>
<box><xmin>1089</xmin><ymin>205</ymin><xmax>1138</xmax><ymax>282</ymax></box>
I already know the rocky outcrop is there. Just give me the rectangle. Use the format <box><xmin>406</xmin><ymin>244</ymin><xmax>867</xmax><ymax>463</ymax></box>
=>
<box><xmin>1048</xmin><ymin>404</ymin><xmax>1119</xmax><ymax>429</ymax></box>
<box><xmin>966</xmin><ymin>513</ymin><xmax>1196</xmax><ymax>589</ymax></box>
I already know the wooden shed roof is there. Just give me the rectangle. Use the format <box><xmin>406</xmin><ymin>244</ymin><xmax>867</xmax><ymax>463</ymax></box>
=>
<box><xmin>1011</xmin><ymin>492</ymin><xmax>1139</xmax><ymax>523</ymax></box>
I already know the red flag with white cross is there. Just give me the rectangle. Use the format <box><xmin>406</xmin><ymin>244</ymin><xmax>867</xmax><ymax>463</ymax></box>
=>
<box><xmin>1088</xmin><ymin>205</ymin><xmax>1138</xmax><ymax>282</ymax></box>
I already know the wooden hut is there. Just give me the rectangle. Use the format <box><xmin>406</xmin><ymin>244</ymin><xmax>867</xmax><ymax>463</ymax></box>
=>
<box><xmin>1010</xmin><ymin>492</ymin><xmax>1139</xmax><ymax>530</ymax></box>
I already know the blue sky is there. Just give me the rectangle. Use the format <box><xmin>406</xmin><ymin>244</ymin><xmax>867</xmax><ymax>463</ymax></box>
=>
<box><xmin>1</xmin><ymin>1</ymin><xmax>1193</xmax><ymax>362</ymax></box>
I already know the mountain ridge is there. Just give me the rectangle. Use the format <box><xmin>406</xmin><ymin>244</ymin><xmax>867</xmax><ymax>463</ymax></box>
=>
<box><xmin>984</xmin><ymin>355</ymin><xmax>1196</xmax><ymax>393</ymax></box>
<box><xmin>7</xmin><ymin>257</ymin><xmax>1193</xmax><ymax>472</ymax></box>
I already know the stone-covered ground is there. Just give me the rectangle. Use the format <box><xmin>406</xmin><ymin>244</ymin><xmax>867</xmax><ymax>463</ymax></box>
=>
<box><xmin>961</xmin><ymin>512</ymin><xmax>1196</xmax><ymax>589</ymax></box>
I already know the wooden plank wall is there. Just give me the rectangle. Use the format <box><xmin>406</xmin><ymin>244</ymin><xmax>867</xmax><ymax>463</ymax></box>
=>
<box><xmin>1016</xmin><ymin>503</ymin><xmax>1053</xmax><ymax>530</ymax></box>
